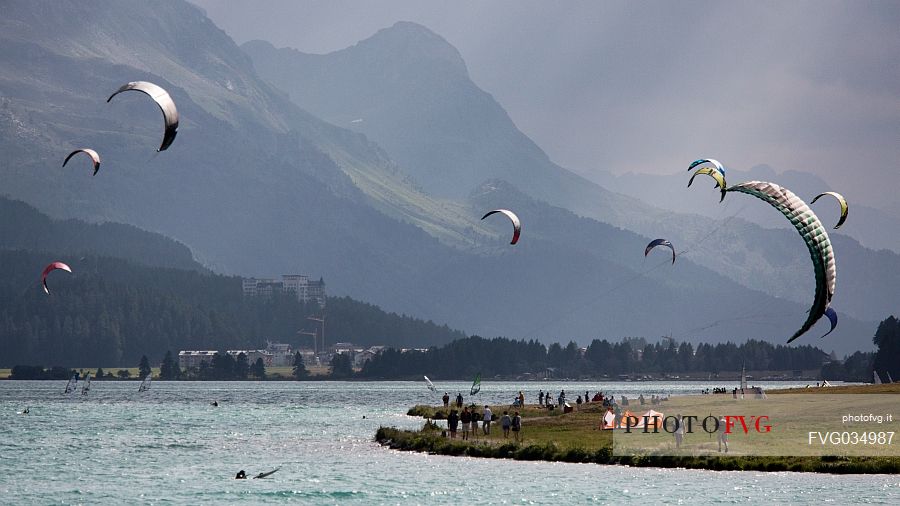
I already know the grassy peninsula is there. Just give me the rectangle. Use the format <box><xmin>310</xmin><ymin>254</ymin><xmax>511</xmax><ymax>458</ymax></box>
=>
<box><xmin>379</xmin><ymin>384</ymin><xmax>900</xmax><ymax>474</ymax></box>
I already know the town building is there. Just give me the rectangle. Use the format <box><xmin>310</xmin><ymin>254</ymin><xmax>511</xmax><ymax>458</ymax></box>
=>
<box><xmin>242</xmin><ymin>275</ymin><xmax>326</xmax><ymax>306</ymax></box>
<box><xmin>178</xmin><ymin>350</ymin><xmax>218</xmax><ymax>370</ymax></box>
<box><xmin>178</xmin><ymin>349</ymin><xmax>275</xmax><ymax>369</ymax></box>
<box><xmin>265</xmin><ymin>341</ymin><xmax>294</xmax><ymax>367</ymax></box>
<box><xmin>226</xmin><ymin>349</ymin><xmax>274</xmax><ymax>367</ymax></box>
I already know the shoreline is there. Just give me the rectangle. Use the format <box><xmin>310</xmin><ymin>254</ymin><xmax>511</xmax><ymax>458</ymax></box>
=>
<box><xmin>375</xmin><ymin>427</ymin><xmax>899</xmax><ymax>474</ymax></box>
<box><xmin>378</xmin><ymin>384</ymin><xmax>900</xmax><ymax>474</ymax></box>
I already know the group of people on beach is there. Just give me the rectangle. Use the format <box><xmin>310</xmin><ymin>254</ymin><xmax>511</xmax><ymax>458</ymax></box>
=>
<box><xmin>446</xmin><ymin>405</ymin><xmax>505</xmax><ymax>440</ymax></box>
<box><xmin>446</xmin><ymin>404</ymin><xmax>523</xmax><ymax>442</ymax></box>
<box><xmin>438</xmin><ymin>388</ymin><xmax>735</xmax><ymax>452</ymax></box>
<box><xmin>535</xmin><ymin>389</ymin><xmax>620</xmax><ymax>410</ymax></box>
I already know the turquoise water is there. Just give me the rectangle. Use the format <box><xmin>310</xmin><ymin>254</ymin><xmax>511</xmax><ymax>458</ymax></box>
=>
<box><xmin>1</xmin><ymin>380</ymin><xmax>897</xmax><ymax>504</ymax></box>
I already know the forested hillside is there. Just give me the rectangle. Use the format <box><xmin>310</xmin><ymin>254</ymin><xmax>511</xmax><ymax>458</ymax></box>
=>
<box><xmin>0</xmin><ymin>249</ymin><xmax>465</xmax><ymax>366</ymax></box>
<box><xmin>0</xmin><ymin>197</ymin><xmax>201</xmax><ymax>271</ymax></box>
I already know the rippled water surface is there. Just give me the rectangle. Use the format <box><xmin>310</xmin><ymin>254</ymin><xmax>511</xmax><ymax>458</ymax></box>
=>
<box><xmin>1</xmin><ymin>380</ymin><xmax>897</xmax><ymax>504</ymax></box>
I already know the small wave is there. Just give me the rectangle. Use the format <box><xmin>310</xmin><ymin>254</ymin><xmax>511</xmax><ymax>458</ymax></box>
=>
<box><xmin>248</xmin><ymin>489</ymin><xmax>367</xmax><ymax>499</ymax></box>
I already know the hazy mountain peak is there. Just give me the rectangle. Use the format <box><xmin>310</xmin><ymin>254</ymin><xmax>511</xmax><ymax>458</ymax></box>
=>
<box><xmin>356</xmin><ymin>21</ymin><xmax>468</xmax><ymax>76</ymax></box>
<box><xmin>747</xmin><ymin>164</ymin><xmax>777</xmax><ymax>179</ymax></box>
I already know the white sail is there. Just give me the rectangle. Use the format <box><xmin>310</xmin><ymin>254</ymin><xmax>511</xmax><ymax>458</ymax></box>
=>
<box><xmin>64</xmin><ymin>374</ymin><xmax>77</xmax><ymax>394</ymax></box>
<box><xmin>81</xmin><ymin>373</ymin><xmax>92</xmax><ymax>395</ymax></box>
<box><xmin>138</xmin><ymin>374</ymin><xmax>152</xmax><ymax>392</ymax></box>
<box><xmin>887</xmin><ymin>371</ymin><xmax>894</xmax><ymax>384</ymax></box>
<box><xmin>424</xmin><ymin>375</ymin><xmax>437</xmax><ymax>393</ymax></box>
<box><xmin>873</xmin><ymin>370</ymin><xmax>883</xmax><ymax>385</ymax></box>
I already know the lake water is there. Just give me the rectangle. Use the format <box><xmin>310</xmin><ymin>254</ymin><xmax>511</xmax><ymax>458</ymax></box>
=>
<box><xmin>1</xmin><ymin>380</ymin><xmax>897</xmax><ymax>504</ymax></box>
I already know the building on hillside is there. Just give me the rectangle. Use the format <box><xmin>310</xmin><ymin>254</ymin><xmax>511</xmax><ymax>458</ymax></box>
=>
<box><xmin>178</xmin><ymin>350</ymin><xmax>218</xmax><ymax>370</ymax></box>
<box><xmin>242</xmin><ymin>275</ymin><xmax>326</xmax><ymax>306</ymax></box>
<box><xmin>307</xmin><ymin>277</ymin><xmax>326</xmax><ymax>307</ymax></box>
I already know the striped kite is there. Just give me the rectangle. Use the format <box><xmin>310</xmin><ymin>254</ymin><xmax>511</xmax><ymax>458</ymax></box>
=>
<box><xmin>724</xmin><ymin>181</ymin><xmax>836</xmax><ymax>342</ymax></box>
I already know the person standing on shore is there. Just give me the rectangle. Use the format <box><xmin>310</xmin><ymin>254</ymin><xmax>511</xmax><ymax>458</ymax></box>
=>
<box><xmin>461</xmin><ymin>406</ymin><xmax>471</xmax><ymax>440</ymax></box>
<box><xmin>538</xmin><ymin>390</ymin><xmax>544</xmax><ymax>406</ymax></box>
<box><xmin>558</xmin><ymin>390</ymin><xmax>565</xmax><ymax>408</ymax></box>
<box><xmin>718</xmin><ymin>415</ymin><xmax>729</xmax><ymax>453</ymax></box>
<box><xmin>443</xmin><ymin>392</ymin><xmax>450</xmax><ymax>407</ymax></box>
<box><xmin>500</xmin><ymin>411</ymin><xmax>511</xmax><ymax>438</ymax></box>
<box><xmin>448</xmin><ymin>409</ymin><xmax>459</xmax><ymax>439</ymax></box>
<box><xmin>482</xmin><ymin>405</ymin><xmax>493</xmax><ymax>435</ymax></box>
<box><xmin>674</xmin><ymin>414</ymin><xmax>684</xmax><ymax>449</ymax></box>
<box><xmin>518</xmin><ymin>391</ymin><xmax>525</xmax><ymax>407</ymax></box>
<box><xmin>456</xmin><ymin>392</ymin><xmax>463</xmax><ymax>408</ymax></box>
<box><xmin>511</xmin><ymin>411</ymin><xmax>522</xmax><ymax>442</ymax></box>
<box><xmin>470</xmin><ymin>408</ymin><xmax>479</xmax><ymax>439</ymax></box>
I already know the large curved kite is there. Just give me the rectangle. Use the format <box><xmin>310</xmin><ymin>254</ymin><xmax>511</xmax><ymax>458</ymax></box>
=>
<box><xmin>41</xmin><ymin>261</ymin><xmax>72</xmax><ymax>295</ymax></box>
<box><xmin>645</xmin><ymin>239</ymin><xmax>676</xmax><ymax>264</ymax></box>
<box><xmin>481</xmin><ymin>209</ymin><xmax>521</xmax><ymax>245</ymax></box>
<box><xmin>724</xmin><ymin>181</ymin><xmax>836</xmax><ymax>342</ymax></box>
<box><xmin>63</xmin><ymin>149</ymin><xmax>101</xmax><ymax>176</ymax></box>
<box><xmin>810</xmin><ymin>191</ymin><xmax>848</xmax><ymax>229</ymax></box>
<box><xmin>107</xmin><ymin>81</ymin><xmax>179</xmax><ymax>152</ymax></box>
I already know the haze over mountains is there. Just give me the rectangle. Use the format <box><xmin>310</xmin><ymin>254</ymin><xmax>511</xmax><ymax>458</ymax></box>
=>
<box><xmin>242</xmin><ymin>25</ymin><xmax>900</xmax><ymax>335</ymax></box>
<box><xmin>1</xmin><ymin>1</ymin><xmax>895</xmax><ymax>355</ymax></box>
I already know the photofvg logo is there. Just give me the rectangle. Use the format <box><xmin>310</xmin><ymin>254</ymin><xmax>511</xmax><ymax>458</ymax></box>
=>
<box><xmin>622</xmin><ymin>414</ymin><xmax>772</xmax><ymax>435</ymax></box>
<box><xmin>612</xmin><ymin>393</ymin><xmax>899</xmax><ymax>457</ymax></box>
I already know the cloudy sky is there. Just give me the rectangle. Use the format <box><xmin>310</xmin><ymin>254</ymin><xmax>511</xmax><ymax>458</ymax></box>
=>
<box><xmin>191</xmin><ymin>0</ymin><xmax>900</xmax><ymax>211</ymax></box>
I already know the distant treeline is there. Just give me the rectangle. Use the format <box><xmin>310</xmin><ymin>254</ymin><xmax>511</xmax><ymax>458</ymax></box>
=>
<box><xmin>0</xmin><ymin>249</ymin><xmax>465</xmax><ymax>367</ymax></box>
<box><xmin>11</xmin><ymin>317</ymin><xmax>898</xmax><ymax>383</ymax></box>
<box><xmin>359</xmin><ymin>325</ymin><xmax>899</xmax><ymax>382</ymax></box>
<box><xmin>822</xmin><ymin>315</ymin><xmax>900</xmax><ymax>382</ymax></box>
<box><xmin>358</xmin><ymin>336</ymin><xmax>832</xmax><ymax>379</ymax></box>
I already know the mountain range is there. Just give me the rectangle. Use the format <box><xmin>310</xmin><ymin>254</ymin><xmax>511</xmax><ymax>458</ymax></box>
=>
<box><xmin>1</xmin><ymin>1</ymin><xmax>895</xmax><ymax>355</ymax></box>
<box><xmin>242</xmin><ymin>24</ymin><xmax>900</xmax><ymax>336</ymax></box>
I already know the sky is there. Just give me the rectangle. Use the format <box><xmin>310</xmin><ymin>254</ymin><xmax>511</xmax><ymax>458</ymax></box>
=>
<box><xmin>191</xmin><ymin>0</ymin><xmax>900</xmax><ymax>212</ymax></box>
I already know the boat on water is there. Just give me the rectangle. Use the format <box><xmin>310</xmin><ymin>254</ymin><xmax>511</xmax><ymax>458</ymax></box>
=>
<box><xmin>138</xmin><ymin>374</ymin><xmax>152</xmax><ymax>392</ymax></box>
<box><xmin>81</xmin><ymin>373</ymin><xmax>91</xmax><ymax>396</ymax></box>
<box><xmin>64</xmin><ymin>373</ymin><xmax>77</xmax><ymax>394</ymax></box>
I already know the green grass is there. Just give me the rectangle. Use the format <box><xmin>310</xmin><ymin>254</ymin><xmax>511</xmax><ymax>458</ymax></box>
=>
<box><xmin>769</xmin><ymin>383</ymin><xmax>900</xmax><ymax>394</ymax></box>
<box><xmin>386</xmin><ymin>388</ymin><xmax>900</xmax><ymax>473</ymax></box>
